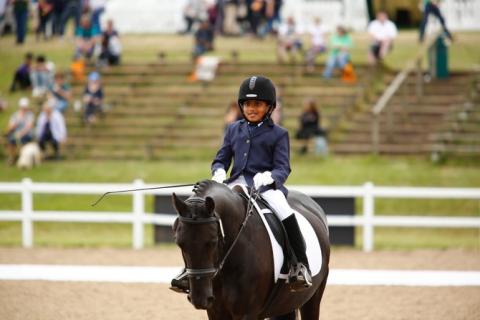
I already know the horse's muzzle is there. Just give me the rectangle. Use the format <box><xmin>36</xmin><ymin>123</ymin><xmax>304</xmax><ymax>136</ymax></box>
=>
<box><xmin>188</xmin><ymin>294</ymin><xmax>215</xmax><ymax>310</ymax></box>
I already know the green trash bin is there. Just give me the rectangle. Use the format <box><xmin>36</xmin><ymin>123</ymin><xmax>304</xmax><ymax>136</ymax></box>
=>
<box><xmin>429</xmin><ymin>35</ymin><xmax>449</xmax><ymax>79</ymax></box>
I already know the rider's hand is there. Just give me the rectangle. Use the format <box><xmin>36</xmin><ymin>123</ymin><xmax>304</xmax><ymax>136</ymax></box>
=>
<box><xmin>212</xmin><ymin>168</ymin><xmax>227</xmax><ymax>183</ymax></box>
<box><xmin>253</xmin><ymin>171</ymin><xmax>274</xmax><ymax>190</ymax></box>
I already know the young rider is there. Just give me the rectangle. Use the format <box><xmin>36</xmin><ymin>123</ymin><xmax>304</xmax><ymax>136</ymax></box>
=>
<box><xmin>171</xmin><ymin>76</ymin><xmax>312</xmax><ymax>292</ymax></box>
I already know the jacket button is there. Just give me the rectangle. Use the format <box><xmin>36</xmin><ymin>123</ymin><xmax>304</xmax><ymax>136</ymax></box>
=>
<box><xmin>246</xmin><ymin>139</ymin><xmax>250</xmax><ymax>144</ymax></box>
<box><xmin>244</xmin><ymin>153</ymin><xmax>247</xmax><ymax>157</ymax></box>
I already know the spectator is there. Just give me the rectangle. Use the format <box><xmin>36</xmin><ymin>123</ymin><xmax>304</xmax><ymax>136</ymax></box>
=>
<box><xmin>181</xmin><ymin>0</ymin><xmax>208</xmax><ymax>34</ymax></box>
<box><xmin>30</xmin><ymin>55</ymin><xmax>54</xmax><ymax>98</ymax></box>
<box><xmin>367</xmin><ymin>11</ymin><xmax>397</xmax><ymax>65</ymax></box>
<box><xmin>75</xmin><ymin>13</ymin><xmax>101</xmax><ymax>61</ymax></box>
<box><xmin>295</xmin><ymin>98</ymin><xmax>326</xmax><ymax>154</ymax></box>
<box><xmin>419</xmin><ymin>0</ymin><xmax>453</xmax><ymax>43</ymax></box>
<box><xmin>248</xmin><ymin>0</ymin><xmax>265</xmax><ymax>37</ymax></box>
<box><xmin>13</xmin><ymin>0</ymin><xmax>29</xmax><ymax>44</ymax></box>
<box><xmin>261</xmin><ymin>0</ymin><xmax>282</xmax><ymax>37</ymax></box>
<box><xmin>0</xmin><ymin>0</ymin><xmax>8</xmax><ymax>33</ymax></box>
<box><xmin>35</xmin><ymin>98</ymin><xmax>67</xmax><ymax>159</ymax></box>
<box><xmin>36</xmin><ymin>0</ymin><xmax>54</xmax><ymax>40</ymax></box>
<box><xmin>192</xmin><ymin>19</ymin><xmax>214</xmax><ymax>60</ymax></box>
<box><xmin>51</xmin><ymin>0</ymin><xmax>64</xmax><ymax>36</ymax></box>
<box><xmin>224</xmin><ymin>100</ymin><xmax>242</xmax><ymax>130</ymax></box>
<box><xmin>10</xmin><ymin>52</ymin><xmax>33</xmax><ymax>92</ymax></box>
<box><xmin>50</xmin><ymin>72</ymin><xmax>72</xmax><ymax>113</ymax></box>
<box><xmin>83</xmin><ymin>71</ymin><xmax>103</xmax><ymax>125</ymax></box>
<box><xmin>277</xmin><ymin>16</ymin><xmax>303</xmax><ymax>63</ymax></box>
<box><xmin>322</xmin><ymin>26</ymin><xmax>353</xmax><ymax>79</ymax></box>
<box><xmin>99</xmin><ymin>19</ymin><xmax>121</xmax><ymax>66</ymax></box>
<box><xmin>305</xmin><ymin>17</ymin><xmax>327</xmax><ymax>73</ymax></box>
<box><xmin>4</xmin><ymin>97</ymin><xmax>35</xmax><ymax>165</ymax></box>
<box><xmin>88</xmin><ymin>0</ymin><xmax>106</xmax><ymax>32</ymax></box>
<box><xmin>59</xmin><ymin>0</ymin><xmax>82</xmax><ymax>36</ymax></box>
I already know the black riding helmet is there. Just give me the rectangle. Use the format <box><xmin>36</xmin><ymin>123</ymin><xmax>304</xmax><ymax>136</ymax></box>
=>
<box><xmin>237</xmin><ymin>76</ymin><xmax>276</xmax><ymax>123</ymax></box>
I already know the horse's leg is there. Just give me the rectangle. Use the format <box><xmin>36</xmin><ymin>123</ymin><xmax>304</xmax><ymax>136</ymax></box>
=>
<box><xmin>299</xmin><ymin>275</ymin><xmax>328</xmax><ymax>320</ymax></box>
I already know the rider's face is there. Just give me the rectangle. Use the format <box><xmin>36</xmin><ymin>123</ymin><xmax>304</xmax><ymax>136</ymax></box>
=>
<box><xmin>242</xmin><ymin>100</ymin><xmax>269</xmax><ymax>123</ymax></box>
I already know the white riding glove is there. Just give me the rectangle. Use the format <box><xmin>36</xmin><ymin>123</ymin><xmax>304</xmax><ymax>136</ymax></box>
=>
<box><xmin>253</xmin><ymin>171</ymin><xmax>274</xmax><ymax>190</ymax></box>
<box><xmin>212</xmin><ymin>168</ymin><xmax>227</xmax><ymax>183</ymax></box>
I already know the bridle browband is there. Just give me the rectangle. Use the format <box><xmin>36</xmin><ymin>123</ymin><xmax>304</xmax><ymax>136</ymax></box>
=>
<box><xmin>178</xmin><ymin>189</ymin><xmax>259</xmax><ymax>280</ymax></box>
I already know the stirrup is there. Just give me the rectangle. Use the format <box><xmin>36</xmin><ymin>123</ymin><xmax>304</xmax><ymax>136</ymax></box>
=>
<box><xmin>169</xmin><ymin>270</ymin><xmax>190</xmax><ymax>294</ymax></box>
<box><xmin>287</xmin><ymin>263</ymin><xmax>312</xmax><ymax>292</ymax></box>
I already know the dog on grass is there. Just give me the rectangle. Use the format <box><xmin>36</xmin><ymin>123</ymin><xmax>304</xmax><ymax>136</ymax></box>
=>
<box><xmin>17</xmin><ymin>142</ymin><xmax>42</xmax><ymax>170</ymax></box>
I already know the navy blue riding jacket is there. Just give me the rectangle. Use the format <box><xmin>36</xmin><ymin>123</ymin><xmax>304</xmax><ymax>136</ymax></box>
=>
<box><xmin>211</xmin><ymin>118</ymin><xmax>291</xmax><ymax>196</ymax></box>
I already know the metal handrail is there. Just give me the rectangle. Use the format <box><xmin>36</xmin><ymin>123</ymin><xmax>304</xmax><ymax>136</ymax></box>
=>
<box><xmin>371</xmin><ymin>30</ymin><xmax>443</xmax><ymax>154</ymax></box>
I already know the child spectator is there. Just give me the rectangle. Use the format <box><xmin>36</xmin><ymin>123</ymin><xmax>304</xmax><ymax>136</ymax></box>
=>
<box><xmin>75</xmin><ymin>13</ymin><xmax>101</xmax><ymax>61</ymax></box>
<box><xmin>83</xmin><ymin>71</ymin><xmax>103</xmax><ymax>125</ymax></box>
<box><xmin>295</xmin><ymin>98</ymin><xmax>326</xmax><ymax>154</ymax></box>
<box><xmin>305</xmin><ymin>17</ymin><xmax>327</xmax><ymax>73</ymax></box>
<box><xmin>322</xmin><ymin>26</ymin><xmax>353</xmax><ymax>79</ymax></box>
<box><xmin>192</xmin><ymin>19</ymin><xmax>214</xmax><ymax>60</ymax></box>
<box><xmin>367</xmin><ymin>11</ymin><xmax>397</xmax><ymax>65</ymax></box>
<box><xmin>31</xmin><ymin>55</ymin><xmax>54</xmax><ymax>98</ymax></box>
<box><xmin>4</xmin><ymin>97</ymin><xmax>35</xmax><ymax>165</ymax></box>
<box><xmin>99</xmin><ymin>19</ymin><xmax>122</xmax><ymax>66</ymax></box>
<box><xmin>35</xmin><ymin>98</ymin><xmax>67</xmax><ymax>159</ymax></box>
<box><xmin>277</xmin><ymin>16</ymin><xmax>303</xmax><ymax>63</ymax></box>
<box><xmin>50</xmin><ymin>72</ymin><xmax>72</xmax><ymax>113</ymax></box>
<box><xmin>10</xmin><ymin>52</ymin><xmax>33</xmax><ymax>92</ymax></box>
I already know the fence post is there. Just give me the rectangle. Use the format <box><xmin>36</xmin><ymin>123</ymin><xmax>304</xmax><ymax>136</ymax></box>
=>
<box><xmin>362</xmin><ymin>182</ymin><xmax>375</xmax><ymax>252</ymax></box>
<box><xmin>132</xmin><ymin>179</ymin><xmax>145</xmax><ymax>249</ymax></box>
<box><xmin>21</xmin><ymin>178</ymin><xmax>33</xmax><ymax>248</ymax></box>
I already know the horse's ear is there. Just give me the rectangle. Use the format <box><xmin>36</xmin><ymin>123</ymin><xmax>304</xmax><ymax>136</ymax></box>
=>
<box><xmin>172</xmin><ymin>193</ymin><xmax>188</xmax><ymax>216</ymax></box>
<box><xmin>205</xmin><ymin>196</ymin><xmax>215</xmax><ymax>214</ymax></box>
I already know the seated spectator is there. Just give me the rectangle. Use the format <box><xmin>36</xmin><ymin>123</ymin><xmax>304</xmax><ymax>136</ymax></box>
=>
<box><xmin>99</xmin><ymin>19</ymin><xmax>122</xmax><ymax>66</ymax></box>
<box><xmin>224</xmin><ymin>101</ymin><xmax>242</xmax><ymax>130</ymax></box>
<box><xmin>367</xmin><ymin>11</ymin><xmax>397</xmax><ymax>65</ymax></box>
<box><xmin>31</xmin><ymin>55</ymin><xmax>54</xmax><ymax>98</ymax></box>
<box><xmin>305</xmin><ymin>17</ymin><xmax>327</xmax><ymax>73</ymax></box>
<box><xmin>192</xmin><ymin>20</ymin><xmax>214</xmax><ymax>60</ymax></box>
<box><xmin>295</xmin><ymin>98</ymin><xmax>326</xmax><ymax>154</ymax></box>
<box><xmin>75</xmin><ymin>13</ymin><xmax>101</xmax><ymax>61</ymax></box>
<box><xmin>277</xmin><ymin>16</ymin><xmax>303</xmax><ymax>63</ymax></box>
<box><xmin>49</xmin><ymin>72</ymin><xmax>72</xmax><ymax>113</ymax></box>
<box><xmin>322</xmin><ymin>26</ymin><xmax>353</xmax><ymax>79</ymax></box>
<box><xmin>83</xmin><ymin>71</ymin><xmax>103</xmax><ymax>125</ymax></box>
<box><xmin>10</xmin><ymin>52</ymin><xmax>33</xmax><ymax>92</ymax></box>
<box><xmin>4</xmin><ymin>97</ymin><xmax>35</xmax><ymax>165</ymax></box>
<box><xmin>35</xmin><ymin>98</ymin><xmax>67</xmax><ymax>159</ymax></box>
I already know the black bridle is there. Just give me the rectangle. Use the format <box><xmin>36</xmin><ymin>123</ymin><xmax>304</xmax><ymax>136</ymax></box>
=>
<box><xmin>178</xmin><ymin>187</ymin><xmax>259</xmax><ymax>280</ymax></box>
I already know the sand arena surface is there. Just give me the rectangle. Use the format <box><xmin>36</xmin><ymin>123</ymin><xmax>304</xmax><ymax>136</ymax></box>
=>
<box><xmin>0</xmin><ymin>247</ymin><xmax>479</xmax><ymax>320</ymax></box>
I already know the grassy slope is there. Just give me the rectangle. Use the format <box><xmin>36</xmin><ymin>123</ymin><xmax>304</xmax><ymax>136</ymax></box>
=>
<box><xmin>0</xmin><ymin>31</ymin><xmax>479</xmax><ymax>249</ymax></box>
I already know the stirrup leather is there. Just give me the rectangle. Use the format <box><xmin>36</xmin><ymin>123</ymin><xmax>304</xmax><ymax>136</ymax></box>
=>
<box><xmin>287</xmin><ymin>263</ymin><xmax>312</xmax><ymax>291</ymax></box>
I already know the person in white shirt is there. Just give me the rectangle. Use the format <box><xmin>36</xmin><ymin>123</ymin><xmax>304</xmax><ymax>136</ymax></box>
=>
<box><xmin>277</xmin><ymin>16</ymin><xmax>303</xmax><ymax>63</ymax></box>
<box><xmin>36</xmin><ymin>98</ymin><xmax>67</xmax><ymax>159</ymax></box>
<box><xmin>305</xmin><ymin>17</ymin><xmax>327</xmax><ymax>72</ymax></box>
<box><xmin>367</xmin><ymin>11</ymin><xmax>397</xmax><ymax>65</ymax></box>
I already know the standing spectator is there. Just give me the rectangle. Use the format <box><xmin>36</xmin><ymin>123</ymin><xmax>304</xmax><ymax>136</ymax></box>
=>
<box><xmin>83</xmin><ymin>71</ymin><xmax>103</xmax><ymax>125</ymax></box>
<box><xmin>181</xmin><ymin>0</ymin><xmax>208</xmax><ymax>34</ymax></box>
<box><xmin>322</xmin><ymin>25</ymin><xmax>353</xmax><ymax>79</ymax></box>
<box><xmin>305</xmin><ymin>17</ymin><xmax>327</xmax><ymax>72</ymax></box>
<box><xmin>0</xmin><ymin>0</ymin><xmax>8</xmax><ymax>34</ymax></box>
<box><xmin>261</xmin><ymin>0</ymin><xmax>282</xmax><ymax>36</ymax></box>
<box><xmin>99</xmin><ymin>19</ymin><xmax>121</xmax><ymax>66</ymax></box>
<box><xmin>367</xmin><ymin>11</ymin><xmax>397</xmax><ymax>65</ymax></box>
<box><xmin>50</xmin><ymin>72</ymin><xmax>72</xmax><ymax>113</ymax></box>
<box><xmin>10</xmin><ymin>52</ymin><xmax>33</xmax><ymax>92</ymax></box>
<box><xmin>88</xmin><ymin>0</ymin><xmax>106</xmax><ymax>32</ymax></box>
<box><xmin>248</xmin><ymin>0</ymin><xmax>265</xmax><ymax>37</ymax></box>
<box><xmin>295</xmin><ymin>98</ymin><xmax>326</xmax><ymax>154</ymax></box>
<box><xmin>35</xmin><ymin>98</ymin><xmax>67</xmax><ymax>159</ymax></box>
<box><xmin>36</xmin><ymin>0</ymin><xmax>53</xmax><ymax>40</ymax></box>
<box><xmin>75</xmin><ymin>13</ymin><xmax>101</xmax><ymax>61</ymax></box>
<box><xmin>276</xmin><ymin>16</ymin><xmax>303</xmax><ymax>63</ymax></box>
<box><xmin>59</xmin><ymin>0</ymin><xmax>81</xmax><ymax>37</ymax></box>
<box><xmin>419</xmin><ymin>0</ymin><xmax>453</xmax><ymax>43</ymax></box>
<box><xmin>4</xmin><ymin>97</ymin><xmax>35</xmax><ymax>165</ymax></box>
<box><xmin>30</xmin><ymin>55</ymin><xmax>54</xmax><ymax>98</ymax></box>
<box><xmin>13</xmin><ymin>0</ymin><xmax>29</xmax><ymax>44</ymax></box>
<box><xmin>192</xmin><ymin>19</ymin><xmax>214</xmax><ymax>60</ymax></box>
<box><xmin>51</xmin><ymin>0</ymin><xmax>64</xmax><ymax>36</ymax></box>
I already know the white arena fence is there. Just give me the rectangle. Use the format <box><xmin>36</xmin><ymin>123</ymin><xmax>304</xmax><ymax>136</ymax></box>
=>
<box><xmin>0</xmin><ymin>179</ymin><xmax>479</xmax><ymax>252</ymax></box>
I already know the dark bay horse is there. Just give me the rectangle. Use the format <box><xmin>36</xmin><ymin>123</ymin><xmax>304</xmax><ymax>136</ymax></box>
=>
<box><xmin>172</xmin><ymin>180</ymin><xmax>330</xmax><ymax>320</ymax></box>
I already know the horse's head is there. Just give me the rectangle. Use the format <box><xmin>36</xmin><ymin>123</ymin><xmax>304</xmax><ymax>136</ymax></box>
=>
<box><xmin>172</xmin><ymin>192</ymin><xmax>223</xmax><ymax>310</ymax></box>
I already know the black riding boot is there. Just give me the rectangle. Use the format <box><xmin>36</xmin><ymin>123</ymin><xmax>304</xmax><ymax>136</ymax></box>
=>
<box><xmin>282</xmin><ymin>214</ymin><xmax>313</xmax><ymax>290</ymax></box>
<box><xmin>169</xmin><ymin>268</ymin><xmax>190</xmax><ymax>293</ymax></box>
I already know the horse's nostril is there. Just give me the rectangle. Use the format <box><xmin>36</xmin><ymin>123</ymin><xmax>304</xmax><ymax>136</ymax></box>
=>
<box><xmin>207</xmin><ymin>296</ymin><xmax>215</xmax><ymax>306</ymax></box>
<box><xmin>187</xmin><ymin>294</ymin><xmax>192</xmax><ymax>302</ymax></box>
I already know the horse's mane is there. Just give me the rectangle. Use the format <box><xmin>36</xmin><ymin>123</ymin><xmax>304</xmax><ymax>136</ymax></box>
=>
<box><xmin>192</xmin><ymin>179</ymin><xmax>233</xmax><ymax>199</ymax></box>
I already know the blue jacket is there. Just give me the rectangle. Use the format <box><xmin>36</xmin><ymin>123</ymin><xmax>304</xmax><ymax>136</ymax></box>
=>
<box><xmin>212</xmin><ymin>118</ymin><xmax>291</xmax><ymax>196</ymax></box>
